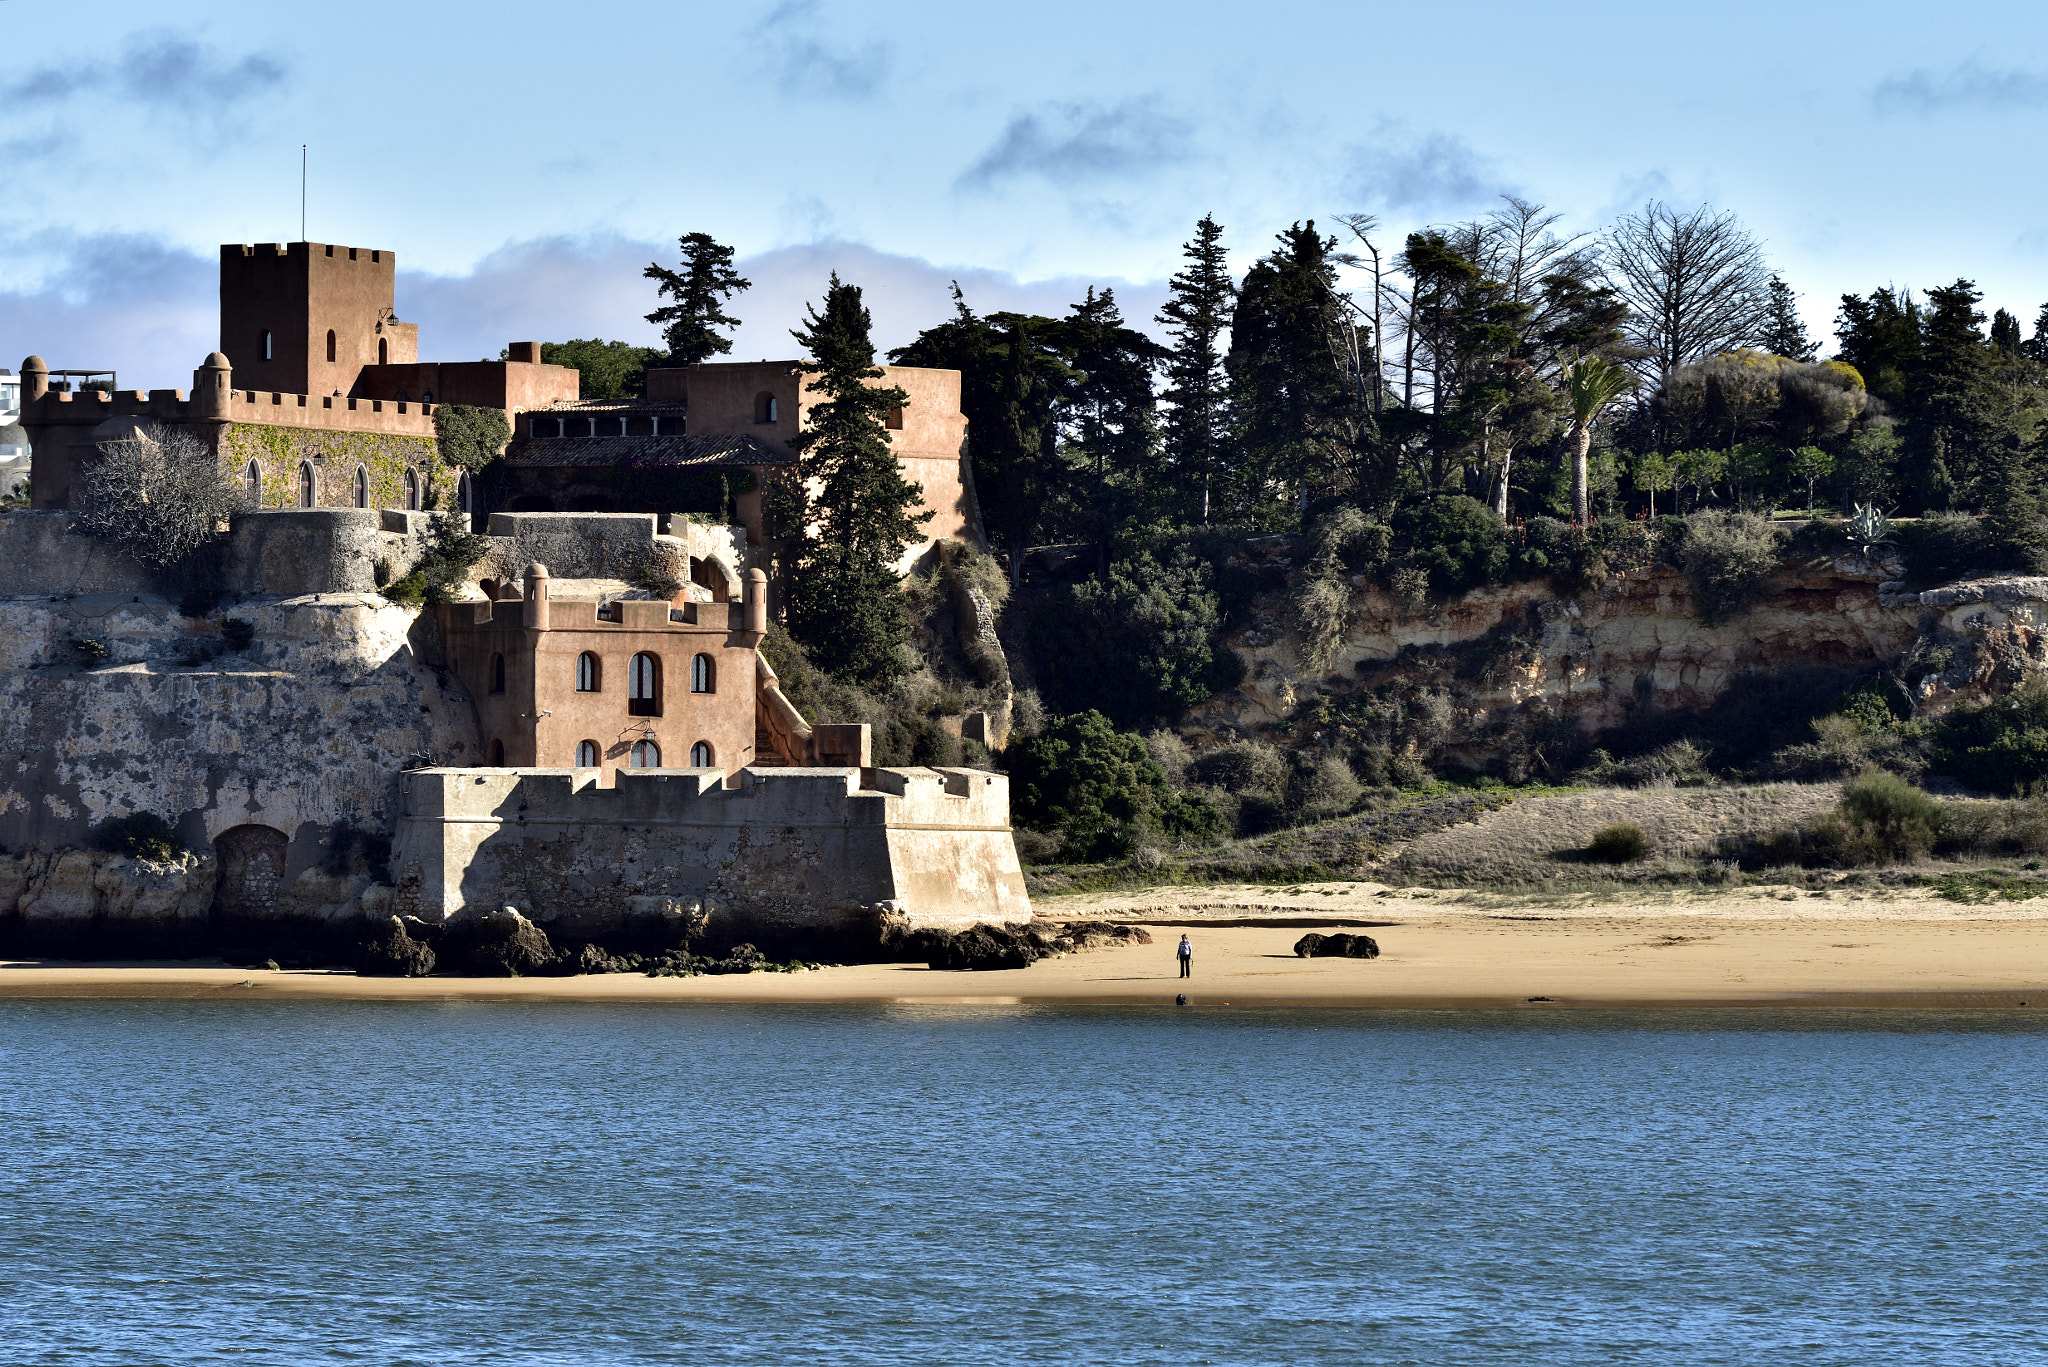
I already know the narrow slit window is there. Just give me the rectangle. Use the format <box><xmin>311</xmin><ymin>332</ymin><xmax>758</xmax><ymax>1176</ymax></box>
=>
<box><xmin>245</xmin><ymin>460</ymin><xmax>262</xmax><ymax>503</ymax></box>
<box><xmin>489</xmin><ymin>653</ymin><xmax>505</xmax><ymax>694</ymax></box>
<box><xmin>378</xmin><ymin>337</ymin><xmax>388</xmax><ymax>365</ymax></box>
<box><xmin>352</xmin><ymin>466</ymin><xmax>368</xmax><ymax>508</ymax></box>
<box><xmin>261</xmin><ymin>329</ymin><xmax>273</xmax><ymax>362</ymax></box>
<box><xmin>488</xmin><ymin>738</ymin><xmax>505</xmax><ymax>767</ymax></box>
<box><xmin>326</xmin><ymin>329</ymin><xmax>337</xmax><ymax>363</ymax></box>
<box><xmin>297</xmin><ymin>461</ymin><xmax>316</xmax><ymax>508</ymax></box>
<box><xmin>403</xmin><ymin>468</ymin><xmax>419</xmax><ymax>510</ymax></box>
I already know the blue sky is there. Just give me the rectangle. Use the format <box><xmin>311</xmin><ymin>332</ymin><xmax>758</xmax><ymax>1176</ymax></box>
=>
<box><xmin>4</xmin><ymin>0</ymin><xmax>2046</xmax><ymax>383</ymax></box>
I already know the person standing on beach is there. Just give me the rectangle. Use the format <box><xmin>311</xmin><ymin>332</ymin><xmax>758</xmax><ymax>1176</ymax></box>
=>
<box><xmin>1177</xmin><ymin>934</ymin><xmax>1192</xmax><ymax>979</ymax></box>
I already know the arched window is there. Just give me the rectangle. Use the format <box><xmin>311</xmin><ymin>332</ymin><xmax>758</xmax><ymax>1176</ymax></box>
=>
<box><xmin>628</xmin><ymin>653</ymin><xmax>660</xmax><ymax>716</ymax></box>
<box><xmin>261</xmin><ymin>329</ymin><xmax>273</xmax><ymax>361</ymax></box>
<box><xmin>755</xmin><ymin>392</ymin><xmax>778</xmax><ymax>424</ymax></box>
<box><xmin>489</xmin><ymin>652</ymin><xmax>505</xmax><ymax>694</ymax></box>
<box><xmin>402</xmin><ymin>468</ymin><xmax>419</xmax><ymax>510</ymax></box>
<box><xmin>488</xmin><ymin>738</ymin><xmax>505</xmax><ymax>767</ymax></box>
<box><xmin>297</xmin><ymin>461</ymin><xmax>316</xmax><ymax>508</ymax></box>
<box><xmin>691</xmin><ymin>653</ymin><xmax>714</xmax><ymax>694</ymax></box>
<box><xmin>352</xmin><ymin>466</ymin><xmax>368</xmax><ymax>508</ymax></box>
<box><xmin>457</xmin><ymin>472</ymin><xmax>472</xmax><ymax>515</ymax></box>
<box><xmin>325</xmin><ymin>329</ymin><xmax>337</xmax><ymax>363</ymax></box>
<box><xmin>630</xmin><ymin>739</ymin><xmax>661</xmax><ymax>768</ymax></box>
<box><xmin>378</xmin><ymin>337</ymin><xmax>388</xmax><ymax>365</ymax></box>
<box><xmin>575</xmin><ymin>740</ymin><xmax>600</xmax><ymax>768</ymax></box>
<box><xmin>576</xmin><ymin>652</ymin><xmax>600</xmax><ymax>692</ymax></box>
<box><xmin>690</xmin><ymin>741</ymin><xmax>713</xmax><ymax>767</ymax></box>
<box><xmin>244</xmin><ymin>460</ymin><xmax>261</xmax><ymax>503</ymax></box>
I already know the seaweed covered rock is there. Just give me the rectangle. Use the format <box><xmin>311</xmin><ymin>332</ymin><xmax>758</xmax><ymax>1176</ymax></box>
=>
<box><xmin>454</xmin><ymin>906</ymin><xmax>557</xmax><ymax>977</ymax></box>
<box><xmin>353</xmin><ymin>916</ymin><xmax>437</xmax><ymax>977</ymax></box>
<box><xmin>1048</xmin><ymin>921</ymin><xmax>1155</xmax><ymax>952</ymax></box>
<box><xmin>1293</xmin><ymin>932</ymin><xmax>1380</xmax><ymax>960</ymax></box>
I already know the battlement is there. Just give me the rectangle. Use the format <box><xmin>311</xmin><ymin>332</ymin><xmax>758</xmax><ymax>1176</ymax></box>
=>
<box><xmin>226</xmin><ymin>241</ymin><xmax>391</xmax><ymax>265</ymax></box>
<box><xmin>392</xmin><ymin>764</ymin><xmax>1029</xmax><ymax>940</ymax></box>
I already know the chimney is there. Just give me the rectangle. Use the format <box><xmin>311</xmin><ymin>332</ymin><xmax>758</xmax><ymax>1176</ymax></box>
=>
<box><xmin>506</xmin><ymin>342</ymin><xmax>541</xmax><ymax>364</ymax></box>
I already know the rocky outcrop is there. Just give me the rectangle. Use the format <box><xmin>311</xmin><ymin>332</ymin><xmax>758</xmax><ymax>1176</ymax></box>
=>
<box><xmin>893</xmin><ymin>919</ymin><xmax>1153</xmax><ymax>971</ymax></box>
<box><xmin>354</xmin><ymin>915</ymin><xmax>437</xmax><ymax>976</ymax></box>
<box><xmin>1883</xmin><ymin>576</ymin><xmax>2048</xmax><ymax>709</ymax></box>
<box><xmin>1293</xmin><ymin>932</ymin><xmax>1380</xmax><ymax>959</ymax></box>
<box><xmin>450</xmin><ymin>906</ymin><xmax>557</xmax><ymax>977</ymax></box>
<box><xmin>1202</xmin><ymin>554</ymin><xmax>1919</xmax><ymax>746</ymax></box>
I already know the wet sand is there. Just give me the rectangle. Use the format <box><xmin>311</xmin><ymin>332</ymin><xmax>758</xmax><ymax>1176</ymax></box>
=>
<box><xmin>4</xmin><ymin>882</ymin><xmax>2045</xmax><ymax>1007</ymax></box>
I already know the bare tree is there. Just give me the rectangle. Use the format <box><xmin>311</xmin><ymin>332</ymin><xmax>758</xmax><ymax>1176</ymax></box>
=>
<box><xmin>1604</xmin><ymin>202</ymin><xmax>1772</xmax><ymax>381</ymax></box>
<box><xmin>77</xmin><ymin>423</ymin><xmax>249</xmax><ymax>579</ymax></box>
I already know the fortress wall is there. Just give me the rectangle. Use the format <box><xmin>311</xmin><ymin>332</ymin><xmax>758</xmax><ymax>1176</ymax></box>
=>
<box><xmin>391</xmin><ymin>765</ymin><xmax>1029</xmax><ymax>949</ymax></box>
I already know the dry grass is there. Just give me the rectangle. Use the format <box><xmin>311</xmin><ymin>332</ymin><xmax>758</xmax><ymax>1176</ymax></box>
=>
<box><xmin>1383</xmin><ymin>783</ymin><xmax>1844</xmax><ymax>887</ymax></box>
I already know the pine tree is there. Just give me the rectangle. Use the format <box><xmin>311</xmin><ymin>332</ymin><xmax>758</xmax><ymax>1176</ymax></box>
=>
<box><xmin>1156</xmin><ymin>215</ymin><xmax>1235</xmax><ymax>524</ymax></box>
<box><xmin>780</xmin><ymin>273</ymin><xmax>931</xmax><ymax>685</ymax></box>
<box><xmin>1991</xmin><ymin>307</ymin><xmax>2023</xmax><ymax>354</ymax></box>
<box><xmin>1760</xmin><ymin>276</ymin><xmax>1818</xmax><ymax>361</ymax></box>
<box><xmin>643</xmin><ymin>233</ymin><xmax>750</xmax><ymax>365</ymax></box>
<box><xmin>2022</xmin><ymin>304</ymin><xmax>2048</xmax><ymax>364</ymax></box>
<box><xmin>1834</xmin><ymin>287</ymin><xmax>1921</xmax><ymax>405</ymax></box>
<box><xmin>1915</xmin><ymin>279</ymin><xmax>1994</xmax><ymax>510</ymax></box>
<box><xmin>1230</xmin><ymin>222</ymin><xmax>1352</xmax><ymax>521</ymax></box>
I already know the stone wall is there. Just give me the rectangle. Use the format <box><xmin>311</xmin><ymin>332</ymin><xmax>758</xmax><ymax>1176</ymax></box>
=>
<box><xmin>391</xmin><ymin>765</ymin><xmax>1030</xmax><ymax>952</ymax></box>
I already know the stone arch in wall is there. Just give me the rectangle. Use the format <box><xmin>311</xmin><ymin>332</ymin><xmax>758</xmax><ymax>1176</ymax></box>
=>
<box><xmin>212</xmin><ymin>824</ymin><xmax>290</xmax><ymax>921</ymax></box>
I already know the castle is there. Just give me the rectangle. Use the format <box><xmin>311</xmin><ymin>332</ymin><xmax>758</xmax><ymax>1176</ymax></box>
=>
<box><xmin>0</xmin><ymin>241</ymin><xmax>1025</xmax><ymax>961</ymax></box>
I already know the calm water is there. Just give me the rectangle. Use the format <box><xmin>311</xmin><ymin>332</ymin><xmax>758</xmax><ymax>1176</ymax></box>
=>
<box><xmin>2</xmin><ymin>1002</ymin><xmax>2045</xmax><ymax>1365</ymax></box>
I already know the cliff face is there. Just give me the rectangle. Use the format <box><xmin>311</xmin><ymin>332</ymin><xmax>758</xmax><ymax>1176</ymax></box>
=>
<box><xmin>1191</xmin><ymin>549</ymin><xmax>2048</xmax><ymax>752</ymax></box>
<box><xmin>0</xmin><ymin>592</ymin><xmax>478</xmax><ymax>858</ymax></box>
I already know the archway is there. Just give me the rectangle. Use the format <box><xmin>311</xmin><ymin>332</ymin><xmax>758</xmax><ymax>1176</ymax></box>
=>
<box><xmin>212</xmin><ymin>825</ymin><xmax>290</xmax><ymax>920</ymax></box>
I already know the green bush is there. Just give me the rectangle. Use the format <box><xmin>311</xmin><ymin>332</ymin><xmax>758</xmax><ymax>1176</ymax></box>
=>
<box><xmin>1029</xmin><ymin>548</ymin><xmax>1238</xmax><ymax>727</ymax></box>
<box><xmin>1006</xmin><ymin>711</ymin><xmax>1222</xmax><ymax>862</ymax></box>
<box><xmin>1896</xmin><ymin>511</ymin><xmax>1998</xmax><ymax>589</ymax></box>
<box><xmin>1303</xmin><ymin>504</ymin><xmax>1392</xmax><ymax>575</ymax></box>
<box><xmin>1675</xmin><ymin>511</ymin><xmax>1786</xmax><ymax>623</ymax></box>
<box><xmin>1935</xmin><ymin>684</ymin><xmax>2048</xmax><ymax>795</ymax></box>
<box><xmin>433</xmin><ymin>404</ymin><xmax>511</xmax><ymax>472</ymax></box>
<box><xmin>1394</xmin><ymin>495</ymin><xmax>1507</xmax><ymax>596</ymax></box>
<box><xmin>1803</xmin><ymin>770</ymin><xmax>1944</xmax><ymax>866</ymax></box>
<box><xmin>1586</xmin><ymin>822</ymin><xmax>1648</xmax><ymax>863</ymax></box>
<box><xmin>383</xmin><ymin>513</ymin><xmax>492</xmax><ymax>607</ymax></box>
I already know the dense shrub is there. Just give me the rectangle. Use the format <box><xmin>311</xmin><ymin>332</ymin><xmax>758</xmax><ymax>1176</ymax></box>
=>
<box><xmin>1394</xmin><ymin>495</ymin><xmax>1507</xmax><ymax>596</ymax></box>
<box><xmin>1937</xmin><ymin>797</ymin><xmax>2048</xmax><ymax>857</ymax></box>
<box><xmin>76</xmin><ymin>423</ymin><xmax>248</xmax><ymax>585</ymax></box>
<box><xmin>382</xmin><ymin>512</ymin><xmax>492</xmax><ymax>607</ymax></box>
<box><xmin>432</xmin><ymin>404</ymin><xmax>511</xmax><ymax>472</ymax></box>
<box><xmin>1006</xmin><ymin>710</ymin><xmax>1222</xmax><ymax>862</ymax></box>
<box><xmin>1935</xmin><ymin>684</ymin><xmax>2048</xmax><ymax>795</ymax></box>
<box><xmin>1803</xmin><ymin>771</ymin><xmax>1944</xmax><ymax>866</ymax></box>
<box><xmin>1511</xmin><ymin>516</ymin><xmax>1657</xmax><ymax>594</ymax></box>
<box><xmin>1674</xmin><ymin>511</ymin><xmax>1786</xmax><ymax>623</ymax></box>
<box><xmin>1287</xmin><ymin>754</ymin><xmax>1364</xmax><ymax>824</ymax></box>
<box><xmin>1029</xmin><ymin>548</ymin><xmax>1240</xmax><ymax>727</ymax></box>
<box><xmin>90</xmin><ymin>812</ymin><xmax>182</xmax><ymax>861</ymax></box>
<box><xmin>1302</xmin><ymin>504</ymin><xmax>1392</xmax><ymax>576</ymax></box>
<box><xmin>1896</xmin><ymin>511</ymin><xmax>2000</xmax><ymax>589</ymax></box>
<box><xmin>1586</xmin><ymin>822</ymin><xmax>1648</xmax><ymax>862</ymax></box>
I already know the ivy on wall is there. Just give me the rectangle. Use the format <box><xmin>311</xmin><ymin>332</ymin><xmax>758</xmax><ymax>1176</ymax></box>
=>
<box><xmin>219</xmin><ymin>424</ymin><xmax>447</xmax><ymax>510</ymax></box>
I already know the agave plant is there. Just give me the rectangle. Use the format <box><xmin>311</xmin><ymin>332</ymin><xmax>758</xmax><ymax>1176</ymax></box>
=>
<box><xmin>1846</xmin><ymin>503</ymin><xmax>1895</xmax><ymax>558</ymax></box>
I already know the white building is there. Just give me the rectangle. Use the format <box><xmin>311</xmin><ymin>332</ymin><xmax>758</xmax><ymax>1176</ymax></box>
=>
<box><xmin>0</xmin><ymin>368</ymin><xmax>27</xmax><ymax>498</ymax></box>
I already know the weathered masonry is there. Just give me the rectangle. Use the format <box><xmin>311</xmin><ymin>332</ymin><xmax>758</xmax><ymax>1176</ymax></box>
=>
<box><xmin>392</xmin><ymin>765</ymin><xmax>1031</xmax><ymax>950</ymax></box>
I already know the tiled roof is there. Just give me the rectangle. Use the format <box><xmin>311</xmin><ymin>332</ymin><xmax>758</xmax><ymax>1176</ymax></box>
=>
<box><xmin>501</xmin><ymin>433</ymin><xmax>790</xmax><ymax>469</ymax></box>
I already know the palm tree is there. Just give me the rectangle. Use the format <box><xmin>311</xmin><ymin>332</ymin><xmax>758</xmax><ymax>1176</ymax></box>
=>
<box><xmin>1562</xmin><ymin>356</ymin><xmax>1634</xmax><ymax>523</ymax></box>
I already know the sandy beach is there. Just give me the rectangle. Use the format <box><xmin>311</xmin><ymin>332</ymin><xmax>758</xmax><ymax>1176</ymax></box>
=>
<box><xmin>4</xmin><ymin>882</ymin><xmax>2045</xmax><ymax>1007</ymax></box>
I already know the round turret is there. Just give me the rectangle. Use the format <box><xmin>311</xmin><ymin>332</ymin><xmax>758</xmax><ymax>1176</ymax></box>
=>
<box><xmin>20</xmin><ymin>356</ymin><xmax>47</xmax><ymax>403</ymax></box>
<box><xmin>191</xmin><ymin>351</ymin><xmax>233</xmax><ymax>420</ymax></box>
<box><xmin>526</xmin><ymin>561</ymin><xmax>549</xmax><ymax>580</ymax></box>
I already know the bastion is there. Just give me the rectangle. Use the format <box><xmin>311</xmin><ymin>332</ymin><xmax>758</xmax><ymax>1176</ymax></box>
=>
<box><xmin>392</xmin><ymin>765</ymin><xmax>1030</xmax><ymax>954</ymax></box>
